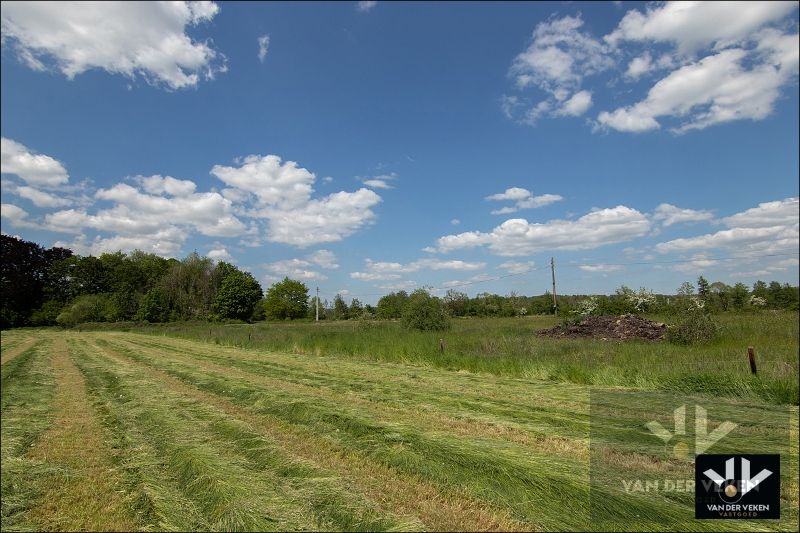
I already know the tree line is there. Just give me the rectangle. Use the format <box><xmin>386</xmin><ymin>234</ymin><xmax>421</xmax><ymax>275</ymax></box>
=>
<box><xmin>1</xmin><ymin>235</ymin><xmax>797</xmax><ymax>329</ymax></box>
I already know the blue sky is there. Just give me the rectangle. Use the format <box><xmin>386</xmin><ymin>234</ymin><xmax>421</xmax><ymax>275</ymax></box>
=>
<box><xmin>1</xmin><ymin>1</ymin><xmax>798</xmax><ymax>303</ymax></box>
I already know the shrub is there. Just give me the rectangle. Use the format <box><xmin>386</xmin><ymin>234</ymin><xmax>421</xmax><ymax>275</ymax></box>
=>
<box><xmin>402</xmin><ymin>289</ymin><xmax>451</xmax><ymax>331</ymax></box>
<box><xmin>666</xmin><ymin>309</ymin><xmax>719</xmax><ymax>345</ymax></box>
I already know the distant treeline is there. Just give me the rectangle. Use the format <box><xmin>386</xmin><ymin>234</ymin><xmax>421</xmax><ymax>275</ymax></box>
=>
<box><xmin>1</xmin><ymin>235</ymin><xmax>797</xmax><ymax>328</ymax></box>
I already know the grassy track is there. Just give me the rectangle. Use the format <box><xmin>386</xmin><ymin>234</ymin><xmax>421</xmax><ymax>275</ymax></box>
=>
<box><xmin>1</xmin><ymin>329</ymin><xmax>798</xmax><ymax>531</ymax></box>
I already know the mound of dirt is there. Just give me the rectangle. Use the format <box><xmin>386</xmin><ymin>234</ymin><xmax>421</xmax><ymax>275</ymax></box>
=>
<box><xmin>538</xmin><ymin>314</ymin><xmax>667</xmax><ymax>341</ymax></box>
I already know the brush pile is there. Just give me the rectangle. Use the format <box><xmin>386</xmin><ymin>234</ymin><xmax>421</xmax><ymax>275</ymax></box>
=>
<box><xmin>538</xmin><ymin>314</ymin><xmax>667</xmax><ymax>341</ymax></box>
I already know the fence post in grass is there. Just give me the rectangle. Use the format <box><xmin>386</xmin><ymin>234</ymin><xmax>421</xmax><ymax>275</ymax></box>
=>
<box><xmin>439</xmin><ymin>338</ymin><xmax>445</xmax><ymax>354</ymax></box>
<box><xmin>748</xmin><ymin>346</ymin><xmax>757</xmax><ymax>375</ymax></box>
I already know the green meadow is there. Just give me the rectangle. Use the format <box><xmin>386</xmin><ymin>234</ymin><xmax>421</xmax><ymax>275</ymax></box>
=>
<box><xmin>1</xmin><ymin>314</ymin><xmax>797</xmax><ymax>531</ymax></box>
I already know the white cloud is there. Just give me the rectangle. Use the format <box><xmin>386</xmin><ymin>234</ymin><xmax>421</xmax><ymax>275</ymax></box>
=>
<box><xmin>450</xmin><ymin>219</ymin><xmax>461</xmax><ymax>226</ymax></box>
<box><xmin>262</xmin><ymin>188</ymin><xmax>381</xmax><ymax>247</ymax></box>
<box><xmin>0</xmin><ymin>203</ymin><xmax>40</xmax><ymax>229</ymax></box>
<box><xmin>556</xmin><ymin>90</ymin><xmax>592</xmax><ymax>116</ymax></box>
<box><xmin>486</xmin><ymin>187</ymin><xmax>563</xmax><ymax>214</ymax></box>
<box><xmin>10</xmin><ymin>185</ymin><xmax>71</xmax><ymax>208</ymax></box>
<box><xmin>499</xmin><ymin>261</ymin><xmax>535</xmax><ymax>274</ymax></box>
<box><xmin>579</xmin><ymin>263</ymin><xmax>624</xmax><ymax>273</ymax></box>
<box><xmin>605</xmin><ymin>1</ymin><xmax>797</xmax><ymax>53</ymax></box>
<box><xmin>137</xmin><ymin>175</ymin><xmax>196</xmax><ymax>196</ymax></box>
<box><xmin>653</xmin><ymin>203</ymin><xmax>714</xmax><ymax>226</ymax></box>
<box><xmin>672</xmin><ymin>254</ymin><xmax>719</xmax><ymax>274</ymax></box>
<box><xmin>208</xmin><ymin>247</ymin><xmax>234</xmax><ymax>263</ymax></box>
<box><xmin>363</xmin><ymin>179</ymin><xmax>392</xmax><ymax>189</ymax></box>
<box><xmin>1</xmin><ymin>137</ymin><xmax>69</xmax><ymax>187</ymax></box>
<box><xmin>350</xmin><ymin>257</ymin><xmax>486</xmax><ymax>281</ymax></box>
<box><xmin>436</xmin><ymin>205</ymin><xmax>651</xmax><ymax>256</ymax></box>
<box><xmin>656</xmin><ymin>197</ymin><xmax>799</xmax><ymax>255</ymax></box>
<box><xmin>486</xmin><ymin>187</ymin><xmax>531</xmax><ymax>201</ymax></box>
<box><xmin>378</xmin><ymin>280</ymin><xmax>417</xmax><ymax>291</ymax></box>
<box><xmin>625</xmin><ymin>53</ymin><xmax>653</xmax><ymax>80</ymax></box>
<box><xmin>211</xmin><ymin>154</ymin><xmax>315</xmax><ymax>209</ymax></box>
<box><xmin>597</xmin><ymin>44</ymin><xmax>799</xmax><ymax>133</ymax></box>
<box><xmin>356</xmin><ymin>1</ymin><xmax>377</xmax><ymax>13</ymax></box>
<box><xmin>55</xmin><ymin>227</ymin><xmax>186</xmax><ymax>257</ymax></box>
<box><xmin>1</xmin><ymin>1</ymin><xmax>224</xmax><ymax>89</ymax></box>
<box><xmin>262</xmin><ymin>258</ymin><xmax>327</xmax><ymax>281</ymax></box>
<box><xmin>351</xmin><ymin>271</ymin><xmax>401</xmax><ymax>281</ymax></box>
<box><xmin>258</xmin><ymin>34</ymin><xmax>270</xmax><ymax>63</ymax></box>
<box><xmin>306</xmin><ymin>249</ymin><xmax>339</xmax><ymax>269</ymax></box>
<box><xmin>212</xmin><ymin>154</ymin><xmax>382</xmax><ymax>247</ymax></box>
<box><xmin>261</xmin><ymin>249</ymin><xmax>338</xmax><ymax>282</ymax></box>
<box><xmin>507</xmin><ymin>15</ymin><xmax>612</xmax><ymax>124</ymax></box>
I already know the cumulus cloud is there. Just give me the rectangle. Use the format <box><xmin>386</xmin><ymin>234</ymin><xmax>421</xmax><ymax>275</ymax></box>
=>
<box><xmin>1</xmin><ymin>137</ymin><xmax>69</xmax><ymax>187</ymax></box>
<box><xmin>208</xmin><ymin>247</ymin><xmax>234</xmax><ymax>263</ymax></box>
<box><xmin>1</xmin><ymin>1</ymin><xmax>224</xmax><ymax>89</ymax></box>
<box><xmin>556</xmin><ymin>90</ymin><xmax>593</xmax><ymax>116</ymax></box>
<box><xmin>499</xmin><ymin>261</ymin><xmax>535</xmax><ymax>274</ymax></box>
<box><xmin>605</xmin><ymin>1</ymin><xmax>797</xmax><ymax>53</ymax></box>
<box><xmin>9</xmin><ymin>185</ymin><xmax>71</xmax><ymax>208</ymax></box>
<box><xmin>261</xmin><ymin>249</ymin><xmax>339</xmax><ymax>282</ymax></box>
<box><xmin>486</xmin><ymin>187</ymin><xmax>563</xmax><ymax>214</ymax></box>
<box><xmin>257</xmin><ymin>34</ymin><xmax>270</xmax><ymax>62</ymax></box>
<box><xmin>579</xmin><ymin>263</ymin><xmax>624</xmax><ymax>273</ymax></box>
<box><xmin>0</xmin><ymin>203</ymin><xmax>40</xmax><ymax>229</ymax></box>
<box><xmin>672</xmin><ymin>254</ymin><xmax>720</xmax><ymax>274</ymax></box>
<box><xmin>212</xmin><ymin>154</ymin><xmax>382</xmax><ymax>247</ymax></box>
<box><xmin>656</xmin><ymin>197</ymin><xmax>799</xmax><ymax>255</ymax></box>
<box><xmin>350</xmin><ymin>257</ymin><xmax>486</xmax><ymax>281</ymax></box>
<box><xmin>653</xmin><ymin>203</ymin><xmax>714</xmax><ymax>226</ymax></box>
<box><xmin>597</xmin><ymin>44</ymin><xmax>799</xmax><ymax>133</ymax></box>
<box><xmin>436</xmin><ymin>205</ymin><xmax>651</xmax><ymax>256</ymax></box>
<box><xmin>54</xmin><ymin>227</ymin><xmax>186</xmax><ymax>257</ymax></box>
<box><xmin>505</xmin><ymin>15</ymin><xmax>612</xmax><ymax>124</ymax></box>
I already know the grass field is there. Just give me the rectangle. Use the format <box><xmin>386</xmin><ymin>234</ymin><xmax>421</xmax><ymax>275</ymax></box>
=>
<box><xmin>104</xmin><ymin>312</ymin><xmax>800</xmax><ymax>405</ymax></box>
<box><xmin>1</xmin><ymin>326</ymin><xmax>798</xmax><ymax>531</ymax></box>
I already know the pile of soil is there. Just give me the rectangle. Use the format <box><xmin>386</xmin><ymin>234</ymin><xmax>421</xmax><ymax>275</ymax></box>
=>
<box><xmin>538</xmin><ymin>314</ymin><xmax>667</xmax><ymax>341</ymax></box>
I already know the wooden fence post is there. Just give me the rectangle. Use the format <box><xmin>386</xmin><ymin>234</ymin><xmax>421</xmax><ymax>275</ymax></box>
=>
<box><xmin>439</xmin><ymin>338</ymin><xmax>445</xmax><ymax>354</ymax></box>
<box><xmin>747</xmin><ymin>346</ymin><xmax>757</xmax><ymax>375</ymax></box>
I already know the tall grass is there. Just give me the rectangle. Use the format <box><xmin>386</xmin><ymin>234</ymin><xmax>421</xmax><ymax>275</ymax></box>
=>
<box><xmin>100</xmin><ymin>311</ymin><xmax>800</xmax><ymax>405</ymax></box>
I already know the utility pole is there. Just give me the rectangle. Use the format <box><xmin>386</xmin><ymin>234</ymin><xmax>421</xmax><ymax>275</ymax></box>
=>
<box><xmin>315</xmin><ymin>286</ymin><xmax>319</xmax><ymax>322</ymax></box>
<box><xmin>550</xmin><ymin>257</ymin><xmax>558</xmax><ymax>316</ymax></box>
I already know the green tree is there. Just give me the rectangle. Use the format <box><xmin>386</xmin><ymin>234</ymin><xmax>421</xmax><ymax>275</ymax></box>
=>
<box><xmin>349</xmin><ymin>297</ymin><xmax>364</xmax><ymax>317</ymax></box>
<box><xmin>696</xmin><ymin>276</ymin><xmax>709</xmax><ymax>298</ymax></box>
<box><xmin>402</xmin><ymin>289</ymin><xmax>450</xmax><ymax>331</ymax></box>
<box><xmin>731</xmin><ymin>282</ymin><xmax>749</xmax><ymax>310</ymax></box>
<box><xmin>264</xmin><ymin>277</ymin><xmax>309</xmax><ymax>320</ymax></box>
<box><xmin>376</xmin><ymin>291</ymin><xmax>408</xmax><ymax>319</ymax></box>
<box><xmin>137</xmin><ymin>287</ymin><xmax>170</xmax><ymax>322</ymax></box>
<box><xmin>212</xmin><ymin>271</ymin><xmax>263</xmax><ymax>321</ymax></box>
<box><xmin>442</xmin><ymin>289</ymin><xmax>469</xmax><ymax>317</ymax></box>
<box><xmin>333</xmin><ymin>294</ymin><xmax>349</xmax><ymax>320</ymax></box>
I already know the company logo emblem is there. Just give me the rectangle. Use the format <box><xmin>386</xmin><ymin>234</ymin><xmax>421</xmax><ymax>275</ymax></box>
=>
<box><xmin>646</xmin><ymin>404</ymin><xmax>737</xmax><ymax>459</ymax></box>
<box><xmin>695</xmin><ymin>454</ymin><xmax>780</xmax><ymax>519</ymax></box>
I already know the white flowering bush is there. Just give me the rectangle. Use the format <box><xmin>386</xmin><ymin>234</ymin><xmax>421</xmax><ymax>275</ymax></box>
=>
<box><xmin>748</xmin><ymin>295</ymin><xmax>767</xmax><ymax>307</ymax></box>
<box><xmin>576</xmin><ymin>296</ymin><xmax>600</xmax><ymax>316</ymax></box>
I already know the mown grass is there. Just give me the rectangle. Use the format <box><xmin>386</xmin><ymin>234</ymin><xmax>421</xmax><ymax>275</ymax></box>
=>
<box><xmin>101</xmin><ymin>311</ymin><xmax>800</xmax><ymax>405</ymax></box>
<box><xmin>2</xmin><ymin>329</ymin><xmax>797</xmax><ymax>531</ymax></box>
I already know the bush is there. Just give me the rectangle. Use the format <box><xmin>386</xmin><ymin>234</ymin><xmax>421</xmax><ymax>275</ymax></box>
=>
<box><xmin>402</xmin><ymin>290</ymin><xmax>451</xmax><ymax>331</ymax></box>
<box><xmin>666</xmin><ymin>309</ymin><xmax>719</xmax><ymax>345</ymax></box>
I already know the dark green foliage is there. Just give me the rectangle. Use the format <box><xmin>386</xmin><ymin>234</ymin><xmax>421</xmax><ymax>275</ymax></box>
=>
<box><xmin>666</xmin><ymin>309</ymin><xmax>719</xmax><ymax>345</ymax></box>
<box><xmin>212</xmin><ymin>271</ymin><xmax>263</xmax><ymax>321</ymax></box>
<box><xmin>0</xmin><ymin>235</ymin><xmax>72</xmax><ymax>327</ymax></box>
<box><xmin>402</xmin><ymin>290</ymin><xmax>450</xmax><ymax>331</ymax></box>
<box><xmin>264</xmin><ymin>278</ymin><xmax>309</xmax><ymax>320</ymax></box>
